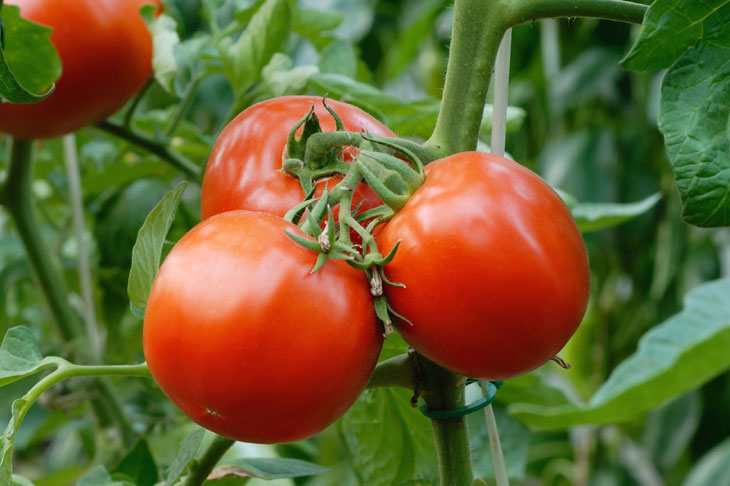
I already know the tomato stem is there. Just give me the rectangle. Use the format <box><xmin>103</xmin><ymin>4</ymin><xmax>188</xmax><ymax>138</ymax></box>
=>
<box><xmin>366</xmin><ymin>353</ymin><xmax>418</xmax><ymax>389</ymax></box>
<box><xmin>183</xmin><ymin>435</ymin><xmax>236</xmax><ymax>486</ymax></box>
<box><xmin>96</xmin><ymin>120</ymin><xmax>203</xmax><ymax>182</ymax></box>
<box><xmin>418</xmin><ymin>356</ymin><xmax>475</xmax><ymax>486</ymax></box>
<box><xmin>426</xmin><ymin>0</ymin><xmax>507</xmax><ymax>156</ymax></box>
<box><xmin>0</xmin><ymin>137</ymin><xmax>138</xmax><ymax>447</ymax></box>
<box><xmin>504</xmin><ymin>0</ymin><xmax>647</xmax><ymax>27</ymax></box>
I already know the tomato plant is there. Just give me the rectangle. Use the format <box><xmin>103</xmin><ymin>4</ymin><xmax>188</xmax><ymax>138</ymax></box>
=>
<box><xmin>0</xmin><ymin>0</ymin><xmax>159</xmax><ymax>140</ymax></box>
<box><xmin>201</xmin><ymin>96</ymin><xmax>395</xmax><ymax>220</ymax></box>
<box><xmin>377</xmin><ymin>152</ymin><xmax>590</xmax><ymax>380</ymax></box>
<box><xmin>142</xmin><ymin>210</ymin><xmax>383</xmax><ymax>444</ymax></box>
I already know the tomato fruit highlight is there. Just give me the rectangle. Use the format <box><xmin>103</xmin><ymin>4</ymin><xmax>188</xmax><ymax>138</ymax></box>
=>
<box><xmin>377</xmin><ymin>152</ymin><xmax>590</xmax><ymax>380</ymax></box>
<box><xmin>143</xmin><ymin>210</ymin><xmax>383</xmax><ymax>443</ymax></box>
<box><xmin>0</xmin><ymin>0</ymin><xmax>159</xmax><ymax>139</ymax></box>
<box><xmin>201</xmin><ymin>96</ymin><xmax>395</xmax><ymax>221</ymax></box>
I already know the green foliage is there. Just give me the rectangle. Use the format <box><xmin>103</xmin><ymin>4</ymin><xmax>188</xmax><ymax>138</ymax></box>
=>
<box><xmin>509</xmin><ymin>278</ymin><xmax>730</xmax><ymax>428</ymax></box>
<box><xmin>127</xmin><ymin>181</ymin><xmax>189</xmax><ymax>318</ymax></box>
<box><xmin>0</xmin><ymin>5</ymin><xmax>60</xmax><ymax>102</ymax></box>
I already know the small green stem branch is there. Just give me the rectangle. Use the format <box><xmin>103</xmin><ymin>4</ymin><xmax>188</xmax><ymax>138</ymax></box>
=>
<box><xmin>183</xmin><ymin>435</ymin><xmax>236</xmax><ymax>486</ymax></box>
<box><xmin>504</xmin><ymin>0</ymin><xmax>647</xmax><ymax>27</ymax></box>
<box><xmin>1</xmin><ymin>139</ymin><xmax>84</xmax><ymax>343</ymax></box>
<box><xmin>164</xmin><ymin>76</ymin><xmax>203</xmax><ymax>139</ymax></box>
<box><xmin>366</xmin><ymin>353</ymin><xmax>417</xmax><ymax>389</ymax></box>
<box><xmin>304</xmin><ymin>131</ymin><xmax>440</xmax><ymax>167</ymax></box>
<box><xmin>96</xmin><ymin>120</ymin><xmax>202</xmax><ymax>182</ymax></box>
<box><xmin>1</xmin><ymin>138</ymin><xmax>138</xmax><ymax>446</ymax></box>
<box><xmin>419</xmin><ymin>356</ymin><xmax>474</xmax><ymax>486</ymax></box>
<box><xmin>10</xmin><ymin>360</ymin><xmax>150</xmax><ymax>437</ymax></box>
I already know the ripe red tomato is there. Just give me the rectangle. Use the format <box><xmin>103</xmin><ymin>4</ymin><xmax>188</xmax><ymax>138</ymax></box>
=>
<box><xmin>377</xmin><ymin>152</ymin><xmax>590</xmax><ymax>380</ymax></box>
<box><xmin>143</xmin><ymin>210</ymin><xmax>383</xmax><ymax>443</ymax></box>
<box><xmin>0</xmin><ymin>0</ymin><xmax>159</xmax><ymax>140</ymax></box>
<box><xmin>201</xmin><ymin>96</ymin><xmax>396</xmax><ymax>220</ymax></box>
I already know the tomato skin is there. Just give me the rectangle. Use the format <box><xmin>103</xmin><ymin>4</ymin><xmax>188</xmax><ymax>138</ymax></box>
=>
<box><xmin>377</xmin><ymin>152</ymin><xmax>590</xmax><ymax>380</ymax></box>
<box><xmin>143</xmin><ymin>211</ymin><xmax>382</xmax><ymax>443</ymax></box>
<box><xmin>0</xmin><ymin>0</ymin><xmax>158</xmax><ymax>140</ymax></box>
<box><xmin>201</xmin><ymin>96</ymin><xmax>396</xmax><ymax>221</ymax></box>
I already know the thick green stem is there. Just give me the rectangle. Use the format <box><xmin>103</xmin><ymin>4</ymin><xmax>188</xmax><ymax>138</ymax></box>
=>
<box><xmin>96</xmin><ymin>120</ymin><xmax>202</xmax><ymax>182</ymax></box>
<box><xmin>0</xmin><ymin>138</ymin><xmax>137</xmax><ymax>446</ymax></box>
<box><xmin>426</xmin><ymin>0</ymin><xmax>507</xmax><ymax>156</ymax></box>
<box><xmin>504</xmin><ymin>0</ymin><xmax>647</xmax><ymax>27</ymax></box>
<box><xmin>183</xmin><ymin>435</ymin><xmax>236</xmax><ymax>486</ymax></box>
<box><xmin>2</xmin><ymin>139</ymin><xmax>84</xmax><ymax>344</ymax></box>
<box><xmin>419</xmin><ymin>356</ymin><xmax>474</xmax><ymax>486</ymax></box>
<box><xmin>366</xmin><ymin>353</ymin><xmax>416</xmax><ymax>389</ymax></box>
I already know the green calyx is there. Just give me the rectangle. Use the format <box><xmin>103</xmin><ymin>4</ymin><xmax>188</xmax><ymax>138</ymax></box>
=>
<box><xmin>281</xmin><ymin>98</ymin><xmax>432</xmax><ymax>331</ymax></box>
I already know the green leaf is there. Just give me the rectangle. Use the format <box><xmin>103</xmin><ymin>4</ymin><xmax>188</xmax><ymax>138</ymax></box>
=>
<box><xmin>622</xmin><ymin>0</ymin><xmax>730</xmax><ymax>72</ymax></box>
<box><xmin>643</xmin><ymin>391</ymin><xmax>702</xmax><ymax>472</ymax></box>
<box><xmin>681</xmin><ymin>437</ymin><xmax>730</xmax><ymax>486</ymax></box>
<box><xmin>147</xmin><ymin>12</ymin><xmax>182</xmax><ymax>94</ymax></box>
<box><xmin>164</xmin><ymin>429</ymin><xmax>205</xmax><ymax>486</ymax></box>
<box><xmin>570</xmin><ymin>193</ymin><xmax>662</xmax><ymax>233</ymax></box>
<box><xmin>319</xmin><ymin>41</ymin><xmax>357</xmax><ymax>78</ymax></box>
<box><xmin>379</xmin><ymin>0</ymin><xmax>446</xmax><ymax>82</ymax></box>
<box><xmin>112</xmin><ymin>439</ymin><xmax>159</xmax><ymax>486</ymax></box>
<box><xmin>658</xmin><ymin>41</ymin><xmax>730</xmax><ymax>227</ymax></box>
<box><xmin>212</xmin><ymin>458</ymin><xmax>329</xmax><ymax>480</ymax></box>
<box><xmin>127</xmin><ymin>181</ymin><xmax>189</xmax><ymax>318</ymax></box>
<box><xmin>77</xmin><ymin>465</ymin><xmax>133</xmax><ymax>486</ymax></box>
<box><xmin>509</xmin><ymin>278</ymin><xmax>730</xmax><ymax>429</ymax></box>
<box><xmin>292</xmin><ymin>6</ymin><xmax>344</xmax><ymax>48</ymax></box>
<box><xmin>256</xmin><ymin>53</ymin><xmax>318</xmax><ymax>99</ymax></box>
<box><xmin>0</xmin><ymin>5</ymin><xmax>61</xmax><ymax>102</ymax></box>
<box><xmin>339</xmin><ymin>388</ymin><xmax>438</xmax><ymax>486</ymax></box>
<box><xmin>0</xmin><ymin>327</ymin><xmax>56</xmax><ymax>388</ymax></box>
<box><xmin>12</xmin><ymin>475</ymin><xmax>35</xmax><ymax>486</ymax></box>
<box><xmin>221</xmin><ymin>0</ymin><xmax>291</xmax><ymax>98</ymax></box>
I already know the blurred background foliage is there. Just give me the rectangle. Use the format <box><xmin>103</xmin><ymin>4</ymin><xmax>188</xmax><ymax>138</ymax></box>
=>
<box><xmin>1</xmin><ymin>0</ymin><xmax>729</xmax><ymax>485</ymax></box>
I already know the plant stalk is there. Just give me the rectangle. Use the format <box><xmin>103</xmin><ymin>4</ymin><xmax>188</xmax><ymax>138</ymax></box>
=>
<box><xmin>426</xmin><ymin>0</ymin><xmax>507</xmax><ymax>155</ymax></box>
<box><xmin>183</xmin><ymin>435</ymin><xmax>236</xmax><ymax>486</ymax></box>
<box><xmin>504</xmin><ymin>0</ymin><xmax>647</xmax><ymax>27</ymax></box>
<box><xmin>96</xmin><ymin>120</ymin><xmax>203</xmax><ymax>182</ymax></box>
<box><xmin>2</xmin><ymin>138</ymin><xmax>84</xmax><ymax>343</ymax></box>
<box><xmin>419</xmin><ymin>356</ymin><xmax>474</xmax><ymax>486</ymax></box>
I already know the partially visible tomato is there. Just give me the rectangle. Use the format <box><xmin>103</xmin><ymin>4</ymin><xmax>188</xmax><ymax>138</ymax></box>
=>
<box><xmin>143</xmin><ymin>210</ymin><xmax>382</xmax><ymax>443</ymax></box>
<box><xmin>0</xmin><ymin>0</ymin><xmax>159</xmax><ymax>140</ymax></box>
<box><xmin>201</xmin><ymin>96</ymin><xmax>396</xmax><ymax>221</ymax></box>
<box><xmin>377</xmin><ymin>152</ymin><xmax>590</xmax><ymax>380</ymax></box>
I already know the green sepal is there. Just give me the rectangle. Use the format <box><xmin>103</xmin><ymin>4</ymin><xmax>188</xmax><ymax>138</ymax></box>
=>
<box><xmin>332</xmin><ymin>241</ymin><xmax>360</xmax><ymax>257</ymax></box>
<box><xmin>374</xmin><ymin>296</ymin><xmax>392</xmax><ymax>325</ymax></box>
<box><xmin>359</xmin><ymin>149</ymin><xmax>424</xmax><ymax>194</ymax></box>
<box><xmin>380</xmin><ymin>267</ymin><xmax>405</xmax><ymax>288</ymax></box>
<box><xmin>286</xmin><ymin>104</ymin><xmax>322</xmax><ymax>161</ymax></box>
<box><xmin>326</xmin><ymin>205</ymin><xmax>336</xmax><ymax>244</ymax></box>
<box><xmin>305</xmin><ymin>209</ymin><xmax>323</xmax><ymax>237</ymax></box>
<box><xmin>356</xmin><ymin>159</ymin><xmax>409</xmax><ymax>211</ymax></box>
<box><xmin>360</xmin><ymin>133</ymin><xmax>426</xmax><ymax>175</ymax></box>
<box><xmin>284</xmin><ymin>230</ymin><xmax>322</xmax><ymax>253</ymax></box>
<box><xmin>378</xmin><ymin>240</ymin><xmax>401</xmax><ymax>266</ymax></box>
<box><xmin>323</xmin><ymin>96</ymin><xmax>344</xmax><ymax>131</ymax></box>
<box><xmin>311</xmin><ymin>252</ymin><xmax>329</xmax><ymax>273</ymax></box>
<box><xmin>357</xmin><ymin>205</ymin><xmax>395</xmax><ymax>223</ymax></box>
<box><xmin>284</xmin><ymin>196</ymin><xmax>316</xmax><ymax>224</ymax></box>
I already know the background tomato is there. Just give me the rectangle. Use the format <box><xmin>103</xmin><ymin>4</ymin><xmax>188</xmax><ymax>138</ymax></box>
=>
<box><xmin>0</xmin><ymin>0</ymin><xmax>159</xmax><ymax>140</ymax></box>
<box><xmin>377</xmin><ymin>152</ymin><xmax>590</xmax><ymax>380</ymax></box>
<box><xmin>201</xmin><ymin>96</ymin><xmax>396</xmax><ymax>221</ymax></box>
<box><xmin>143</xmin><ymin>210</ymin><xmax>383</xmax><ymax>444</ymax></box>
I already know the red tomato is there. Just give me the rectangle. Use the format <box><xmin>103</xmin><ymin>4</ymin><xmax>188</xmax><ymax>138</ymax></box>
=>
<box><xmin>0</xmin><ymin>0</ymin><xmax>159</xmax><ymax>140</ymax></box>
<box><xmin>377</xmin><ymin>152</ymin><xmax>590</xmax><ymax>380</ymax></box>
<box><xmin>201</xmin><ymin>96</ymin><xmax>396</xmax><ymax>221</ymax></box>
<box><xmin>143</xmin><ymin>211</ymin><xmax>383</xmax><ymax>443</ymax></box>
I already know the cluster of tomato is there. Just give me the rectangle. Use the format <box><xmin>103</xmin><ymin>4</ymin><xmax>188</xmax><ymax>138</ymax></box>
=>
<box><xmin>143</xmin><ymin>96</ymin><xmax>591</xmax><ymax>444</ymax></box>
<box><xmin>2</xmin><ymin>0</ymin><xmax>589</xmax><ymax>445</ymax></box>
